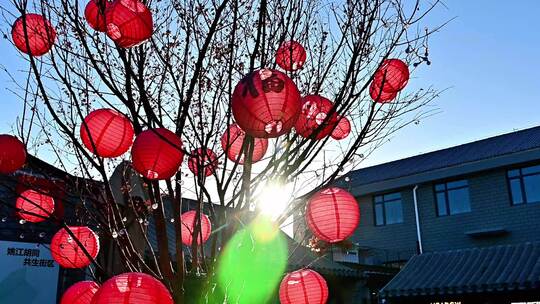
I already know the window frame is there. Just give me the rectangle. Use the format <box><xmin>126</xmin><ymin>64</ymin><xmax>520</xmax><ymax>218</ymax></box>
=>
<box><xmin>434</xmin><ymin>179</ymin><xmax>471</xmax><ymax>216</ymax></box>
<box><xmin>373</xmin><ymin>192</ymin><xmax>403</xmax><ymax>226</ymax></box>
<box><xmin>507</xmin><ymin>164</ymin><xmax>540</xmax><ymax>205</ymax></box>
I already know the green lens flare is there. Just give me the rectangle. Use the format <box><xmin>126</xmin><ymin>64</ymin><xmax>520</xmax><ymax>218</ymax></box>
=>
<box><xmin>216</xmin><ymin>216</ymin><xmax>287</xmax><ymax>303</ymax></box>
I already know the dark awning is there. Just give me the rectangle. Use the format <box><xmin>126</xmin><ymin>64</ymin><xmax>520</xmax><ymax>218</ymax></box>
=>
<box><xmin>380</xmin><ymin>242</ymin><xmax>540</xmax><ymax>298</ymax></box>
<box><xmin>287</xmin><ymin>240</ymin><xmax>360</xmax><ymax>278</ymax></box>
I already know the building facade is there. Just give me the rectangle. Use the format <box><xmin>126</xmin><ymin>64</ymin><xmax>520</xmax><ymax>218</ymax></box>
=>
<box><xmin>331</xmin><ymin>126</ymin><xmax>540</xmax><ymax>303</ymax></box>
<box><xmin>0</xmin><ymin>156</ymin><xmax>89</xmax><ymax>303</ymax></box>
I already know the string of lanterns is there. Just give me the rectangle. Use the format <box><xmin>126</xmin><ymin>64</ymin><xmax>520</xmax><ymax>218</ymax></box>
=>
<box><xmin>276</xmin><ymin>187</ymin><xmax>359</xmax><ymax>304</ymax></box>
<box><xmin>5</xmin><ymin>3</ymin><xmax>415</xmax><ymax>301</ymax></box>
<box><xmin>5</xmin><ymin>9</ymin><xmax>412</xmax><ymax>183</ymax></box>
<box><xmin>60</xmin><ymin>273</ymin><xmax>175</xmax><ymax>304</ymax></box>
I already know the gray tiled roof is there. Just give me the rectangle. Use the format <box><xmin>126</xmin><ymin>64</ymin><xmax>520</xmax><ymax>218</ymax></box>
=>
<box><xmin>346</xmin><ymin>126</ymin><xmax>540</xmax><ymax>187</ymax></box>
<box><xmin>380</xmin><ymin>242</ymin><xmax>540</xmax><ymax>298</ymax></box>
<box><xmin>285</xmin><ymin>235</ymin><xmax>359</xmax><ymax>277</ymax></box>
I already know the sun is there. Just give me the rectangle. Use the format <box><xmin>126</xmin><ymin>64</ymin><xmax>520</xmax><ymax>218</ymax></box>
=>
<box><xmin>256</xmin><ymin>182</ymin><xmax>293</xmax><ymax>219</ymax></box>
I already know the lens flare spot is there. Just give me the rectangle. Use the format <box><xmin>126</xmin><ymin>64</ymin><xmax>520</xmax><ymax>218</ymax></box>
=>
<box><xmin>215</xmin><ymin>218</ymin><xmax>287</xmax><ymax>303</ymax></box>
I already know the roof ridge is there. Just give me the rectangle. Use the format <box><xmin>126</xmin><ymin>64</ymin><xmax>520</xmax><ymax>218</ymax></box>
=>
<box><xmin>344</xmin><ymin>125</ymin><xmax>540</xmax><ymax>188</ymax></box>
<box><xmin>355</xmin><ymin>125</ymin><xmax>540</xmax><ymax>172</ymax></box>
<box><xmin>421</xmin><ymin>241</ymin><xmax>540</xmax><ymax>255</ymax></box>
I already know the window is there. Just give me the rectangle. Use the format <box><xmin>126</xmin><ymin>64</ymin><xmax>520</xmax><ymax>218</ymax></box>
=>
<box><xmin>374</xmin><ymin>192</ymin><xmax>403</xmax><ymax>226</ymax></box>
<box><xmin>434</xmin><ymin>180</ymin><xmax>471</xmax><ymax>216</ymax></box>
<box><xmin>507</xmin><ymin>164</ymin><xmax>540</xmax><ymax>205</ymax></box>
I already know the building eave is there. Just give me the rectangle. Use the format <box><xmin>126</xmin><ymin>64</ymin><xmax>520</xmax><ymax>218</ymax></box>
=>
<box><xmin>349</xmin><ymin>147</ymin><xmax>540</xmax><ymax>196</ymax></box>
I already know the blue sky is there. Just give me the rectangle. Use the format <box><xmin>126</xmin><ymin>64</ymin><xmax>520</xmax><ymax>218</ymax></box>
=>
<box><xmin>1</xmin><ymin>1</ymin><xmax>539</xmax><ymax>169</ymax></box>
<box><xmin>362</xmin><ymin>0</ymin><xmax>540</xmax><ymax>166</ymax></box>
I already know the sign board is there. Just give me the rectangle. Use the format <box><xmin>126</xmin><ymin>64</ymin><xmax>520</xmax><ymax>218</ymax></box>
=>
<box><xmin>0</xmin><ymin>240</ymin><xmax>59</xmax><ymax>303</ymax></box>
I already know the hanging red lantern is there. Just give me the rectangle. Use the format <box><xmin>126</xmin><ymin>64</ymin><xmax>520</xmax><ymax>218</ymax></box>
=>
<box><xmin>51</xmin><ymin>226</ymin><xmax>100</xmax><ymax>268</ymax></box>
<box><xmin>11</xmin><ymin>14</ymin><xmax>56</xmax><ymax>56</ymax></box>
<box><xmin>275</xmin><ymin>40</ymin><xmax>307</xmax><ymax>71</ymax></box>
<box><xmin>369</xmin><ymin>81</ymin><xmax>397</xmax><ymax>103</ymax></box>
<box><xmin>61</xmin><ymin>281</ymin><xmax>100</xmax><ymax>304</ymax></box>
<box><xmin>279</xmin><ymin>269</ymin><xmax>329</xmax><ymax>304</ymax></box>
<box><xmin>187</xmin><ymin>148</ymin><xmax>218</xmax><ymax>177</ymax></box>
<box><xmin>181</xmin><ymin>210</ymin><xmax>211</xmax><ymax>246</ymax></box>
<box><xmin>105</xmin><ymin>0</ymin><xmax>153</xmax><ymax>48</ymax></box>
<box><xmin>232</xmin><ymin>69</ymin><xmax>302</xmax><ymax>138</ymax></box>
<box><xmin>131</xmin><ymin>128</ymin><xmax>184</xmax><ymax>180</ymax></box>
<box><xmin>16</xmin><ymin>175</ymin><xmax>65</xmax><ymax>219</ymax></box>
<box><xmin>16</xmin><ymin>190</ymin><xmax>54</xmax><ymax>223</ymax></box>
<box><xmin>0</xmin><ymin>134</ymin><xmax>26</xmax><ymax>174</ymax></box>
<box><xmin>220</xmin><ymin>123</ymin><xmax>268</xmax><ymax>164</ymax></box>
<box><xmin>85</xmin><ymin>0</ymin><xmax>109</xmax><ymax>32</ymax></box>
<box><xmin>295</xmin><ymin>95</ymin><xmax>338</xmax><ymax>140</ymax></box>
<box><xmin>91</xmin><ymin>272</ymin><xmax>173</xmax><ymax>304</ymax></box>
<box><xmin>331</xmin><ymin>116</ymin><xmax>351</xmax><ymax>140</ymax></box>
<box><xmin>372</xmin><ymin>59</ymin><xmax>409</xmax><ymax>93</ymax></box>
<box><xmin>80</xmin><ymin>109</ymin><xmax>134</xmax><ymax>158</ymax></box>
<box><xmin>306</xmin><ymin>187</ymin><xmax>360</xmax><ymax>243</ymax></box>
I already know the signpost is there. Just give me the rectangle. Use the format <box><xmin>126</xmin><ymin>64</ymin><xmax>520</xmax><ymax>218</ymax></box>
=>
<box><xmin>0</xmin><ymin>240</ymin><xmax>59</xmax><ymax>303</ymax></box>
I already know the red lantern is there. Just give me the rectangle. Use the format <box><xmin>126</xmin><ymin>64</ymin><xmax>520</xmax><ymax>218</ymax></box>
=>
<box><xmin>306</xmin><ymin>187</ymin><xmax>360</xmax><ymax>243</ymax></box>
<box><xmin>131</xmin><ymin>128</ymin><xmax>184</xmax><ymax>180</ymax></box>
<box><xmin>372</xmin><ymin>59</ymin><xmax>409</xmax><ymax>93</ymax></box>
<box><xmin>295</xmin><ymin>95</ymin><xmax>338</xmax><ymax>140</ymax></box>
<box><xmin>80</xmin><ymin>109</ymin><xmax>134</xmax><ymax>158</ymax></box>
<box><xmin>51</xmin><ymin>226</ymin><xmax>100</xmax><ymax>268</ymax></box>
<box><xmin>369</xmin><ymin>81</ymin><xmax>397</xmax><ymax>103</ymax></box>
<box><xmin>91</xmin><ymin>272</ymin><xmax>173</xmax><ymax>304</ymax></box>
<box><xmin>16</xmin><ymin>190</ymin><xmax>54</xmax><ymax>223</ymax></box>
<box><xmin>12</xmin><ymin>14</ymin><xmax>56</xmax><ymax>56</ymax></box>
<box><xmin>0</xmin><ymin>134</ymin><xmax>26</xmax><ymax>174</ymax></box>
<box><xmin>220</xmin><ymin>123</ymin><xmax>268</xmax><ymax>164</ymax></box>
<box><xmin>188</xmin><ymin>148</ymin><xmax>218</xmax><ymax>177</ymax></box>
<box><xmin>279</xmin><ymin>269</ymin><xmax>329</xmax><ymax>304</ymax></box>
<box><xmin>61</xmin><ymin>281</ymin><xmax>100</xmax><ymax>304</ymax></box>
<box><xmin>85</xmin><ymin>0</ymin><xmax>109</xmax><ymax>32</ymax></box>
<box><xmin>181</xmin><ymin>210</ymin><xmax>211</xmax><ymax>246</ymax></box>
<box><xmin>331</xmin><ymin>116</ymin><xmax>351</xmax><ymax>140</ymax></box>
<box><xmin>105</xmin><ymin>0</ymin><xmax>153</xmax><ymax>48</ymax></box>
<box><xmin>16</xmin><ymin>174</ymin><xmax>66</xmax><ymax>219</ymax></box>
<box><xmin>232</xmin><ymin>69</ymin><xmax>302</xmax><ymax>138</ymax></box>
<box><xmin>276</xmin><ymin>41</ymin><xmax>307</xmax><ymax>71</ymax></box>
